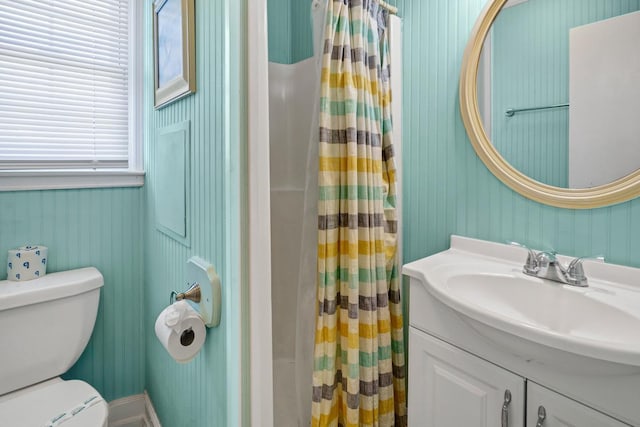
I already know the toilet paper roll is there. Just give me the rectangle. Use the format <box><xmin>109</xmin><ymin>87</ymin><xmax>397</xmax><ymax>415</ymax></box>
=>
<box><xmin>154</xmin><ymin>300</ymin><xmax>206</xmax><ymax>363</ymax></box>
<box><xmin>7</xmin><ymin>245</ymin><xmax>48</xmax><ymax>281</ymax></box>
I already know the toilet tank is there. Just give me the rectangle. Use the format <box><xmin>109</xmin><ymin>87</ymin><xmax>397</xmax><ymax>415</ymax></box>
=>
<box><xmin>0</xmin><ymin>267</ymin><xmax>103</xmax><ymax>396</ymax></box>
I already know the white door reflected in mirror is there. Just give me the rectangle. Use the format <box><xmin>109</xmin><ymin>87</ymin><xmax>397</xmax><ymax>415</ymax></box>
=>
<box><xmin>477</xmin><ymin>0</ymin><xmax>640</xmax><ymax>189</ymax></box>
<box><xmin>569</xmin><ymin>11</ymin><xmax>640</xmax><ymax>188</ymax></box>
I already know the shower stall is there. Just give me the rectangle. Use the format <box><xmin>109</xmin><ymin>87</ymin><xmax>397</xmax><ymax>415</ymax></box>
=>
<box><xmin>267</xmin><ymin>3</ymin><xmax>403</xmax><ymax>425</ymax></box>
<box><xmin>269</xmin><ymin>56</ymin><xmax>320</xmax><ymax>427</ymax></box>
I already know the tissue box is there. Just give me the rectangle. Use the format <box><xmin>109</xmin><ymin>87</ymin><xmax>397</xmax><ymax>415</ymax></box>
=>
<box><xmin>7</xmin><ymin>245</ymin><xmax>48</xmax><ymax>281</ymax></box>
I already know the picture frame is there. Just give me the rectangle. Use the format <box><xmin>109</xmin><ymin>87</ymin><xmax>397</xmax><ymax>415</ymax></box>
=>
<box><xmin>153</xmin><ymin>0</ymin><xmax>196</xmax><ymax>109</ymax></box>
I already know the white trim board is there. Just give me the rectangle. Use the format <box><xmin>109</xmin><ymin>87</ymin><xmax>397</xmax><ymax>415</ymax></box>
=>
<box><xmin>390</xmin><ymin>15</ymin><xmax>404</xmax><ymax>272</ymax></box>
<box><xmin>0</xmin><ymin>170</ymin><xmax>145</xmax><ymax>192</ymax></box>
<box><xmin>108</xmin><ymin>393</ymin><xmax>161</xmax><ymax>427</ymax></box>
<box><xmin>247</xmin><ymin>0</ymin><xmax>275</xmax><ymax>425</ymax></box>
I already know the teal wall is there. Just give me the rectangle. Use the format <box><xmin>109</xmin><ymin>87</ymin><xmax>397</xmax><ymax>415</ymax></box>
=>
<box><xmin>291</xmin><ymin>0</ymin><xmax>314</xmax><ymax>62</ymax></box>
<box><xmin>398</xmin><ymin>0</ymin><xmax>640</xmax><ymax>269</ymax></box>
<box><xmin>268</xmin><ymin>0</ymin><xmax>292</xmax><ymax>63</ymax></box>
<box><xmin>491</xmin><ymin>0</ymin><xmax>640</xmax><ymax>187</ymax></box>
<box><xmin>268</xmin><ymin>0</ymin><xmax>313</xmax><ymax>63</ymax></box>
<box><xmin>143</xmin><ymin>0</ymin><xmax>244</xmax><ymax>425</ymax></box>
<box><xmin>0</xmin><ymin>188</ymin><xmax>145</xmax><ymax>402</ymax></box>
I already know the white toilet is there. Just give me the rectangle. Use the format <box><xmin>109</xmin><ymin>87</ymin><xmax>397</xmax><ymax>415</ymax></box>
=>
<box><xmin>0</xmin><ymin>267</ymin><xmax>108</xmax><ymax>426</ymax></box>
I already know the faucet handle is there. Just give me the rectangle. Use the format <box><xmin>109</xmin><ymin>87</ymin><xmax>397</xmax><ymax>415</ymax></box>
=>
<box><xmin>507</xmin><ymin>241</ymin><xmax>538</xmax><ymax>274</ymax></box>
<box><xmin>566</xmin><ymin>255</ymin><xmax>604</xmax><ymax>287</ymax></box>
<box><xmin>523</xmin><ymin>252</ymin><xmax>539</xmax><ymax>274</ymax></box>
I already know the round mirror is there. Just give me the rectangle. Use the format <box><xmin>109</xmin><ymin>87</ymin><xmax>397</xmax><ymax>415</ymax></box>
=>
<box><xmin>460</xmin><ymin>0</ymin><xmax>640</xmax><ymax>209</ymax></box>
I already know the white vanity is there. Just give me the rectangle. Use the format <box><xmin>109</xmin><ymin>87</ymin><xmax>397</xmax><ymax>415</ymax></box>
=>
<box><xmin>403</xmin><ymin>236</ymin><xmax>640</xmax><ymax>426</ymax></box>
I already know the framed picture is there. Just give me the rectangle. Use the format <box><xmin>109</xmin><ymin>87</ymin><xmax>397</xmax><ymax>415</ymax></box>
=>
<box><xmin>153</xmin><ymin>0</ymin><xmax>196</xmax><ymax>109</ymax></box>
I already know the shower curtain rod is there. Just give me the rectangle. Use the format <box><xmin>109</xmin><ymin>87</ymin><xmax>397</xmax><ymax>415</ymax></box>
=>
<box><xmin>378</xmin><ymin>0</ymin><xmax>398</xmax><ymax>15</ymax></box>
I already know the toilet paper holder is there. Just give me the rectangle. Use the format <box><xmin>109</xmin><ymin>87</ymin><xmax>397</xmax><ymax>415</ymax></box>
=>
<box><xmin>169</xmin><ymin>257</ymin><xmax>222</xmax><ymax>328</ymax></box>
<box><xmin>170</xmin><ymin>283</ymin><xmax>201</xmax><ymax>305</ymax></box>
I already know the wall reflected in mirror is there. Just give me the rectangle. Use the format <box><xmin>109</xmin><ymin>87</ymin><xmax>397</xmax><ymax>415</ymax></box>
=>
<box><xmin>478</xmin><ymin>0</ymin><xmax>640</xmax><ymax>189</ymax></box>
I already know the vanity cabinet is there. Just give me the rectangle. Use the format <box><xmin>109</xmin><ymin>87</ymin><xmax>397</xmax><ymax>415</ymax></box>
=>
<box><xmin>409</xmin><ymin>328</ymin><xmax>525</xmax><ymax>427</ymax></box>
<box><xmin>408</xmin><ymin>327</ymin><xmax>629</xmax><ymax>427</ymax></box>
<box><xmin>526</xmin><ymin>383</ymin><xmax>627</xmax><ymax>427</ymax></box>
<box><xmin>404</xmin><ymin>236</ymin><xmax>640</xmax><ymax>426</ymax></box>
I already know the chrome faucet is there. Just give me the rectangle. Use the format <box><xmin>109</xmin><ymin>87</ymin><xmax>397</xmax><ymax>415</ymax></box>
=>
<box><xmin>533</xmin><ymin>251</ymin><xmax>568</xmax><ymax>284</ymax></box>
<box><xmin>509</xmin><ymin>242</ymin><xmax>603</xmax><ymax>287</ymax></box>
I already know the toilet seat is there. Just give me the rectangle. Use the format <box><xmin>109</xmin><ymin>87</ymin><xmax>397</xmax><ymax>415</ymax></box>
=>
<box><xmin>0</xmin><ymin>379</ymin><xmax>108</xmax><ymax>427</ymax></box>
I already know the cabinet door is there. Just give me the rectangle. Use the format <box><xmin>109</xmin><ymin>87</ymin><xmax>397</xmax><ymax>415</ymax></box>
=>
<box><xmin>408</xmin><ymin>327</ymin><xmax>525</xmax><ymax>427</ymax></box>
<box><xmin>527</xmin><ymin>382</ymin><xmax>628</xmax><ymax>427</ymax></box>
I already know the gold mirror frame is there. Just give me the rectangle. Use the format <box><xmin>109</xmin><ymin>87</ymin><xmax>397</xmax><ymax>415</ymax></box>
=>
<box><xmin>459</xmin><ymin>0</ymin><xmax>640</xmax><ymax>209</ymax></box>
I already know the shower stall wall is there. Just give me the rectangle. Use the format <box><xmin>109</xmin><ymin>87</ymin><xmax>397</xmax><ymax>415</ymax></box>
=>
<box><xmin>269</xmin><ymin>57</ymin><xmax>319</xmax><ymax>427</ymax></box>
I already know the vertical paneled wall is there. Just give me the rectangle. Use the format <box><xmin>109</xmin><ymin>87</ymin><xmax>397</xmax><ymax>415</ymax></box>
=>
<box><xmin>268</xmin><ymin>0</ymin><xmax>314</xmax><ymax>63</ymax></box>
<box><xmin>491</xmin><ymin>0</ymin><xmax>640</xmax><ymax>187</ymax></box>
<box><xmin>0</xmin><ymin>188</ymin><xmax>145</xmax><ymax>401</ymax></box>
<box><xmin>291</xmin><ymin>0</ymin><xmax>314</xmax><ymax>62</ymax></box>
<box><xmin>398</xmin><ymin>0</ymin><xmax>640</xmax><ymax>268</ymax></box>
<box><xmin>268</xmin><ymin>0</ymin><xmax>293</xmax><ymax>63</ymax></box>
<box><xmin>143</xmin><ymin>0</ymin><xmax>235</xmax><ymax>425</ymax></box>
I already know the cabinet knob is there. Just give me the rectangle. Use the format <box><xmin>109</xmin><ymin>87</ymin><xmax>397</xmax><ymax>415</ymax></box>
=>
<box><xmin>536</xmin><ymin>405</ymin><xmax>547</xmax><ymax>427</ymax></box>
<box><xmin>501</xmin><ymin>389</ymin><xmax>512</xmax><ymax>427</ymax></box>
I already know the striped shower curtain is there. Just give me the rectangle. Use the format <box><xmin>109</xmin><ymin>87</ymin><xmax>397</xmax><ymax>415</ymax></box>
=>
<box><xmin>311</xmin><ymin>1</ymin><xmax>406</xmax><ymax>426</ymax></box>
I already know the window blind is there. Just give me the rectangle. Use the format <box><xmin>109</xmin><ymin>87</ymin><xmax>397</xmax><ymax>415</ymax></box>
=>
<box><xmin>0</xmin><ymin>0</ymin><xmax>130</xmax><ymax>170</ymax></box>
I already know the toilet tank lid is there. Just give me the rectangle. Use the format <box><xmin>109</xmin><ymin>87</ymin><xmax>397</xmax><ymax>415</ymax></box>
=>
<box><xmin>0</xmin><ymin>267</ymin><xmax>103</xmax><ymax>311</ymax></box>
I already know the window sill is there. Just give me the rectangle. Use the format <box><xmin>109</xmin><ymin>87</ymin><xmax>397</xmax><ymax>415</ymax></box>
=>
<box><xmin>0</xmin><ymin>170</ymin><xmax>145</xmax><ymax>192</ymax></box>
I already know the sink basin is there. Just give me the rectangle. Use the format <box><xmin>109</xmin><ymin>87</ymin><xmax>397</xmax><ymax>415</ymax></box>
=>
<box><xmin>404</xmin><ymin>236</ymin><xmax>640</xmax><ymax>374</ymax></box>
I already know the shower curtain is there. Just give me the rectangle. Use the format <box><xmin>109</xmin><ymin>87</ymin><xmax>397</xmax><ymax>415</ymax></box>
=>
<box><xmin>311</xmin><ymin>1</ymin><xmax>406</xmax><ymax>426</ymax></box>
